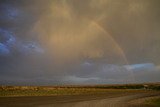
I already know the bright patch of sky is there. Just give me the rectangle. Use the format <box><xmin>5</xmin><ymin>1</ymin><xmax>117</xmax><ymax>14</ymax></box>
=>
<box><xmin>124</xmin><ymin>63</ymin><xmax>155</xmax><ymax>71</ymax></box>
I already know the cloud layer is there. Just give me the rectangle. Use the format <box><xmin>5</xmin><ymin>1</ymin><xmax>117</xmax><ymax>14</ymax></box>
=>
<box><xmin>0</xmin><ymin>0</ymin><xmax>160</xmax><ymax>85</ymax></box>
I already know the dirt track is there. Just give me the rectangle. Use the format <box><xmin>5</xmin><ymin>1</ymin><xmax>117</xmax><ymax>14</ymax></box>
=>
<box><xmin>0</xmin><ymin>91</ymin><xmax>159</xmax><ymax>107</ymax></box>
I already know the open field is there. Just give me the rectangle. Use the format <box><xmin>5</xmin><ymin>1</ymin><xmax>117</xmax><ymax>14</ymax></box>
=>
<box><xmin>0</xmin><ymin>83</ymin><xmax>160</xmax><ymax>97</ymax></box>
<box><xmin>0</xmin><ymin>83</ymin><xmax>159</xmax><ymax>107</ymax></box>
<box><xmin>0</xmin><ymin>90</ymin><xmax>159</xmax><ymax>107</ymax></box>
<box><xmin>144</xmin><ymin>97</ymin><xmax>160</xmax><ymax>107</ymax></box>
<box><xmin>149</xmin><ymin>98</ymin><xmax>160</xmax><ymax>107</ymax></box>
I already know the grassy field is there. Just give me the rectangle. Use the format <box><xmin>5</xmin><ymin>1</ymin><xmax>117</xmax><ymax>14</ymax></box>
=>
<box><xmin>145</xmin><ymin>97</ymin><xmax>160</xmax><ymax>107</ymax></box>
<box><xmin>150</xmin><ymin>98</ymin><xmax>160</xmax><ymax>107</ymax></box>
<box><xmin>0</xmin><ymin>87</ymin><xmax>110</xmax><ymax>97</ymax></box>
<box><xmin>0</xmin><ymin>83</ymin><xmax>159</xmax><ymax>97</ymax></box>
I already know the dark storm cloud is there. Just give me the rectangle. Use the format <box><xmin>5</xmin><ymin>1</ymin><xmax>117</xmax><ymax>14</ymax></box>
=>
<box><xmin>0</xmin><ymin>0</ymin><xmax>160</xmax><ymax>85</ymax></box>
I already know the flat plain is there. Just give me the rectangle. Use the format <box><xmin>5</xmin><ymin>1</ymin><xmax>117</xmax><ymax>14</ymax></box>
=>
<box><xmin>0</xmin><ymin>83</ymin><xmax>159</xmax><ymax>107</ymax></box>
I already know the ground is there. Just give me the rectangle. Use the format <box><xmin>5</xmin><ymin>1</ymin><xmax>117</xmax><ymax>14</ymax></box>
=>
<box><xmin>0</xmin><ymin>89</ymin><xmax>159</xmax><ymax>107</ymax></box>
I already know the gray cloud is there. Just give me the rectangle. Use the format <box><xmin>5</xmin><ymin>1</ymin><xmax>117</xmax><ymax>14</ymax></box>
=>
<box><xmin>0</xmin><ymin>0</ymin><xmax>160</xmax><ymax>85</ymax></box>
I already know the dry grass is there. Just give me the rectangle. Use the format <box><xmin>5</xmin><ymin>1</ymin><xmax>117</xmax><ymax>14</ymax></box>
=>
<box><xmin>0</xmin><ymin>83</ymin><xmax>159</xmax><ymax>97</ymax></box>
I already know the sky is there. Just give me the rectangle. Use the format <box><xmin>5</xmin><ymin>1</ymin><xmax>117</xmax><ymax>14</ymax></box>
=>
<box><xmin>0</xmin><ymin>0</ymin><xmax>160</xmax><ymax>85</ymax></box>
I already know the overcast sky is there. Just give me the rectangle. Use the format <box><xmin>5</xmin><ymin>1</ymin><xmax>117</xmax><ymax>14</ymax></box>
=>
<box><xmin>0</xmin><ymin>0</ymin><xmax>160</xmax><ymax>85</ymax></box>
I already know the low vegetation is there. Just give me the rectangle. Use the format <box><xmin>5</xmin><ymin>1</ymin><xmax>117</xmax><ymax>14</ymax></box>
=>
<box><xmin>0</xmin><ymin>87</ymin><xmax>108</xmax><ymax>97</ymax></box>
<box><xmin>0</xmin><ymin>83</ymin><xmax>159</xmax><ymax>97</ymax></box>
<box><xmin>145</xmin><ymin>97</ymin><xmax>160</xmax><ymax>107</ymax></box>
